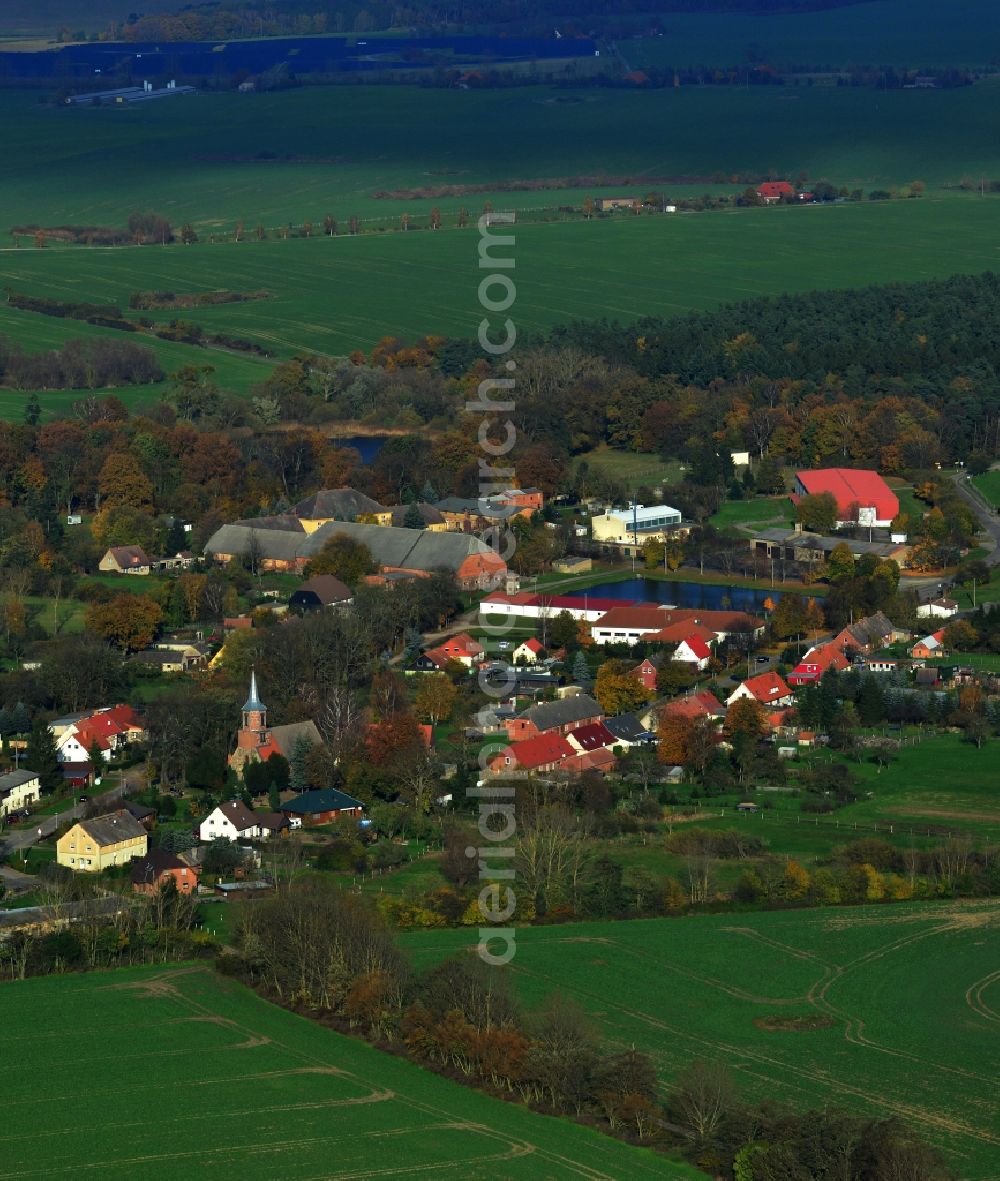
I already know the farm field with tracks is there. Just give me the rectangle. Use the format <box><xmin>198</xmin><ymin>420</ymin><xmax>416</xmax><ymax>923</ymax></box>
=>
<box><xmin>402</xmin><ymin>902</ymin><xmax>1000</xmax><ymax>1179</ymax></box>
<box><xmin>0</xmin><ymin>964</ymin><xmax>701</xmax><ymax>1179</ymax></box>
<box><xmin>4</xmin><ymin>193</ymin><xmax>1000</xmax><ymax>421</ymax></box>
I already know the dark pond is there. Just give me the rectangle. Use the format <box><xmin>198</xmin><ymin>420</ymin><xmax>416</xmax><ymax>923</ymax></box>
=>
<box><xmin>335</xmin><ymin>435</ymin><xmax>386</xmax><ymax>465</ymax></box>
<box><xmin>562</xmin><ymin>578</ymin><xmax>778</xmax><ymax>613</ymax></box>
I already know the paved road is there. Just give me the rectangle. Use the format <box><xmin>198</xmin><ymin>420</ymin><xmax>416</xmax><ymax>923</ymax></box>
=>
<box><xmin>952</xmin><ymin>472</ymin><xmax>1000</xmax><ymax>566</ymax></box>
<box><xmin>0</xmin><ymin>776</ymin><xmax>129</xmax><ymax>858</ymax></box>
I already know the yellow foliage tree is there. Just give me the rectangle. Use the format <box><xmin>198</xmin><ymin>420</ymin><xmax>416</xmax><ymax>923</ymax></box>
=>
<box><xmin>782</xmin><ymin>859</ymin><xmax>811</xmax><ymax>900</ymax></box>
<box><xmin>594</xmin><ymin>661</ymin><xmax>652</xmax><ymax>716</ymax></box>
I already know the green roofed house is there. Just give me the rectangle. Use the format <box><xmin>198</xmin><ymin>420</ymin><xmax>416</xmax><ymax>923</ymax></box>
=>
<box><xmin>281</xmin><ymin>788</ymin><xmax>365</xmax><ymax>826</ymax></box>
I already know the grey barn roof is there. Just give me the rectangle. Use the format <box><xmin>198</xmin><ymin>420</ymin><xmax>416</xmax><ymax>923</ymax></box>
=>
<box><xmin>205</xmin><ymin>520</ymin><xmax>499</xmax><ymax>575</ymax></box>
<box><xmin>270</xmin><ymin>720</ymin><xmax>322</xmax><ymax>757</ymax></box>
<box><xmin>751</xmin><ymin>529</ymin><xmax>901</xmax><ymax>559</ymax></box>
<box><xmin>518</xmin><ymin>693</ymin><xmax>603</xmax><ymax>732</ymax></box>
<box><xmin>294</xmin><ymin>488</ymin><xmax>385</xmax><ymax>520</ymax></box>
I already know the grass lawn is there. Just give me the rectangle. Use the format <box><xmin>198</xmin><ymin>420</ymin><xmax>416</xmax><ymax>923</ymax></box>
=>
<box><xmin>888</xmin><ymin>482</ymin><xmax>926</xmax><ymax>526</ymax></box>
<box><xmin>574</xmin><ymin>445</ymin><xmax>686</xmax><ymax>491</ymax></box>
<box><xmin>0</xmin><ymin>964</ymin><xmax>698</xmax><ymax>1178</ymax></box>
<box><xmin>692</xmin><ymin>733</ymin><xmax>1000</xmax><ymax>852</ymax></box>
<box><xmin>950</xmin><ymin>650</ymin><xmax>1000</xmax><ymax>672</ymax></box>
<box><xmin>710</xmin><ymin>496</ymin><xmax>794</xmax><ymax>531</ymax></box>
<box><xmin>23</xmin><ymin>593</ymin><xmax>86</xmax><ymax>636</ymax></box>
<box><xmin>972</xmin><ymin>470</ymin><xmax>1000</xmax><ymax>509</ymax></box>
<box><xmin>401</xmin><ymin>900</ymin><xmax>1000</xmax><ymax>1178</ymax></box>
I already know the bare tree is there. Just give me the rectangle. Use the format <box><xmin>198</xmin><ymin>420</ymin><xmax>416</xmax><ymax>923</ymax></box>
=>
<box><xmin>670</xmin><ymin>1058</ymin><xmax>734</xmax><ymax>1143</ymax></box>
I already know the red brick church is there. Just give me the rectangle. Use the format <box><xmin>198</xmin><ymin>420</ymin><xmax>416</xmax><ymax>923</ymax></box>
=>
<box><xmin>229</xmin><ymin>671</ymin><xmax>322</xmax><ymax>778</ymax></box>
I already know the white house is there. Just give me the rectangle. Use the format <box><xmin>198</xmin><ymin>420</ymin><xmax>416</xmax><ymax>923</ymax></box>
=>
<box><xmin>673</xmin><ymin>636</ymin><xmax>712</xmax><ymax>671</ymax></box>
<box><xmin>916</xmin><ymin>597</ymin><xmax>959</xmax><ymax>620</ymax></box>
<box><xmin>56</xmin><ymin>731</ymin><xmax>113</xmax><ymax>764</ymax></box>
<box><xmin>199</xmin><ymin>801</ymin><xmax>261</xmax><ymax>843</ymax></box>
<box><xmin>0</xmin><ymin>770</ymin><xmax>41</xmax><ymax>818</ymax></box>
<box><xmin>726</xmin><ymin>671</ymin><xmax>795</xmax><ymax>709</ymax></box>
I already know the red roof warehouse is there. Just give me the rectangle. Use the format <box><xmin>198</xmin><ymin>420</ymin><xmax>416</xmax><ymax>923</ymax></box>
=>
<box><xmin>793</xmin><ymin>468</ymin><xmax>899</xmax><ymax>528</ymax></box>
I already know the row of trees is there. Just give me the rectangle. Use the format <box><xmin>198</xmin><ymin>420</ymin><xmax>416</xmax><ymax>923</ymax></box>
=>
<box><xmin>228</xmin><ymin>877</ymin><xmax>951</xmax><ymax>1177</ymax></box>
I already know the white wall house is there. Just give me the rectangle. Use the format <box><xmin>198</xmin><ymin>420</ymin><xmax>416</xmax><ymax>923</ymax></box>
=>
<box><xmin>199</xmin><ymin>801</ymin><xmax>261</xmax><ymax>843</ymax></box>
<box><xmin>916</xmin><ymin>597</ymin><xmax>959</xmax><ymax>620</ymax></box>
<box><xmin>56</xmin><ymin>733</ymin><xmax>113</xmax><ymax>764</ymax></box>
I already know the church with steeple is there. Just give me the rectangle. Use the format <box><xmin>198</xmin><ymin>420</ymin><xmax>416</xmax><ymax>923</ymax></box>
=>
<box><xmin>229</xmin><ymin>670</ymin><xmax>323</xmax><ymax>779</ymax></box>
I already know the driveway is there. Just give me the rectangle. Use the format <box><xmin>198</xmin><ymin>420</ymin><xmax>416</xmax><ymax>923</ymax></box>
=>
<box><xmin>0</xmin><ymin>775</ymin><xmax>129</xmax><ymax>858</ymax></box>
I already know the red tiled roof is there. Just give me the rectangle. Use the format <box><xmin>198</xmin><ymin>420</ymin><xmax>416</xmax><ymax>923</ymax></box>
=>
<box><xmin>676</xmin><ymin>635</ymin><xmax>712</xmax><ymax>662</ymax></box>
<box><xmin>739</xmin><ymin>671</ymin><xmax>792</xmax><ymax>702</ymax></box>
<box><xmin>98</xmin><ymin>704</ymin><xmax>144</xmax><ymax>731</ymax></box>
<box><xmin>758</xmin><ymin>181</ymin><xmax>795</xmax><ymax>198</ymax></box>
<box><xmin>662</xmin><ymin>690</ymin><xmax>724</xmax><ymax>720</ymax></box>
<box><xmin>787</xmin><ymin>642</ymin><xmax>850</xmax><ymax>684</ymax></box>
<box><xmin>794</xmin><ymin>468</ymin><xmax>898</xmax><ymax>521</ymax></box>
<box><xmin>567</xmin><ymin>721</ymin><xmax>617</xmax><ymax>752</ymax></box>
<box><xmin>647</xmin><ymin>620</ymin><xmax>716</xmax><ymax>646</ymax></box>
<box><xmin>497</xmin><ymin>732</ymin><xmax>573</xmax><ymax>770</ymax></box>
<box><xmin>434</xmin><ymin>632</ymin><xmax>483</xmax><ymax>658</ymax></box>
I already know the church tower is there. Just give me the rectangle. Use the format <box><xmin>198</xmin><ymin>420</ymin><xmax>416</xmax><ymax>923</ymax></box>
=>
<box><xmin>230</xmin><ymin>670</ymin><xmax>271</xmax><ymax>774</ymax></box>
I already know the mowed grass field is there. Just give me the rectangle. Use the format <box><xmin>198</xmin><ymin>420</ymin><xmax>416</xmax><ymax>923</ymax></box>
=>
<box><xmin>5</xmin><ymin>81</ymin><xmax>1000</xmax><ymax>232</ymax></box>
<box><xmin>972</xmin><ymin>470</ymin><xmax>1000</xmax><ymax>508</ymax></box>
<box><xmin>0</xmin><ymin>964</ymin><xmax>701</xmax><ymax>1180</ymax></box>
<box><xmin>402</xmin><ymin>902</ymin><xmax>1000</xmax><ymax>1178</ymax></box>
<box><xmin>621</xmin><ymin>0</ymin><xmax>1000</xmax><ymax>70</ymax></box>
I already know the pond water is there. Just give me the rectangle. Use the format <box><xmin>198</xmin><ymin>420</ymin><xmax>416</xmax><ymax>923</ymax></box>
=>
<box><xmin>335</xmin><ymin>435</ymin><xmax>386</xmax><ymax>465</ymax></box>
<box><xmin>562</xmin><ymin>577</ymin><xmax>777</xmax><ymax>613</ymax></box>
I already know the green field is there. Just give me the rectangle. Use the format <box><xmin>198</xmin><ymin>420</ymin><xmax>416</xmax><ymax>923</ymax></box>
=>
<box><xmin>972</xmin><ymin>470</ymin><xmax>1000</xmax><ymax>508</ymax></box>
<box><xmin>402</xmin><ymin>901</ymin><xmax>1000</xmax><ymax>1177</ymax></box>
<box><xmin>4</xmin><ymin>81</ymin><xmax>1000</xmax><ymax>233</ymax></box>
<box><xmin>620</xmin><ymin>0</ymin><xmax>1000</xmax><ymax>70</ymax></box>
<box><xmin>5</xmin><ymin>192</ymin><xmax>1000</xmax><ymax>414</ymax></box>
<box><xmin>0</xmin><ymin>964</ymin><xmax>701</xmax><ymax>1179</ymax></box>
<box><xmin>710</xmin><ymin>496</ymin><xmax>795</xmax><ymax>531</ymax></box>
<box><xmin>692</xmin><ymin>733</ymin><xmax>1000</xmax><ymax>855</ymax></box>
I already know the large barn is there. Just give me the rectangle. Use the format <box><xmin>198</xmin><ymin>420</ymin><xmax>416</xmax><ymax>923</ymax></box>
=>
<box><xmin>204</xmin><ymin>519</ymin><xmax>506</xmax><ymax>589</ymax></box>
<box><xmin>792</xmin><ymin>468</ymin><xmax>899</xmax><ymax>529</ymax></box>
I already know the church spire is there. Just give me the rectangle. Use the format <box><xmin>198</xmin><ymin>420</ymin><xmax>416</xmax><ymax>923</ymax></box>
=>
<box><xmin>243</xmin><ymin>669</ymin><xmax>265</xmax><ymax>713</ymax></box>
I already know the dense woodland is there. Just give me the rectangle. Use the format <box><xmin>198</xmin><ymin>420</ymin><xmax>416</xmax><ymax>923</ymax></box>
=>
<box><xmin>108</xmin><ymin>1</ymin><xmax>914</xmax><ymax>43</ymax></box>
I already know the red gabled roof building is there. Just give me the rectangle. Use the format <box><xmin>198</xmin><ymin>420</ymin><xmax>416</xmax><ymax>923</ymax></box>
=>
<box><xmin>786</xmin><ymin>642</ymin><xmax>852</xmax><ymax>686</ymax></box>
<box><xmin>757</xmin><ymin>181</ymin><xmax>796</xmax><ymax>203</ymax></box>
<box><xmin>793</xmin><ymin>468</ymin><xmax>899</xmax><ymax>528</ymax></box>
<box><xmin>489</xmin><ymin>732</ymin><xmax>574</xmax><ymax>774</ymax></box>
<box><xmin>726</xmin><ymin>670</ymin><xmax>794</xmax><ymax>708</ymax></box>
<box><xmin>425</xmin><ymin>632</ymin><xmax>484</xmax><ymax>668</ymax></box>
<box><xmin>661</xmin><ymin>690</ymin><xmax>726</xmax><ymax>722</ymax></box>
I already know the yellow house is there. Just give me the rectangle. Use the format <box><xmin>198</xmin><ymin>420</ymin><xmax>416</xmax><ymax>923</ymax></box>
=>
<box><xmin>293</xmin><ymin>489</ymin><xmax>386</xmax><ymax>533</ymax></box>
<box><xmin>57</xmin><ymin>811</ymin><xmax>148</xmax><ymax>873</ymax></box>
<box><xmin>372</xmin><ymin>504</ymin><xmax>449</xmax><ymax>532</ymax></box>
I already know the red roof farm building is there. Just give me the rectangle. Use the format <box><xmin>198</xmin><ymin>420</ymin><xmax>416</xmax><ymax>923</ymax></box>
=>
<box><xmin>793</xmin><ymin>469</ymin><xmax>899</xmax><ymax>529</ymax></box>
